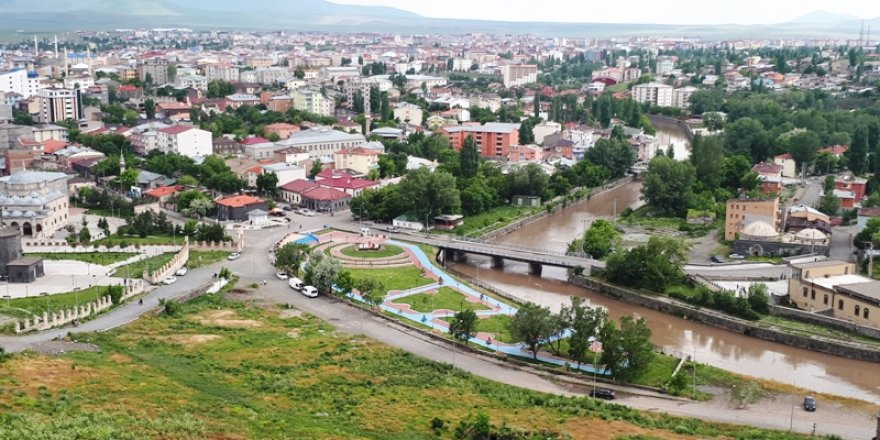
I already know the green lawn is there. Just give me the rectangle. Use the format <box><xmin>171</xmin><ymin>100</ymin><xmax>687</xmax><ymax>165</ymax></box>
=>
<box><xmin>447</xmin><ymin>205</ymin><xmax>540</xmax><ymax>237</ymax></box>
<box><xmin>84</xmin><ymin>208</ymin><xmax>131</xmax><ymax>219</ymax></box>
<box><xmin>187</xmin><ymin>251</ymin><xmax>231</xmax><ymax>269</ymax></box>
<box><xmin>619</xmin><ymin>206</ymin><xmax>683</xmax><ymax>229</ymax></box>
<box><xmin>607</xmin><ymin>80</ymin><xmax>633</xmax><ymax>93</ymax></box>
<box><xmin>26</xmin><ymin>252</ymin><xmax>138</xmax><ymax>266</ymax></box>
<box><xmin>759</xmin><ymin>314</ymin><xmax>880</xmax><ymax>346</ymax></box>
<box><xmin>395</xmin><ymin>287</ymin><xmax>489</xmax><ymax>313</ymax></box>
<box><xmin>116</xmin><ymin>253</ymin><xmax>176</xmax><ymax>279</ymax></box>
<box><xmin>0</xmin><ymin>292</ymin><xmax>824</xmax><ymax>439</ymax></box>
<box><xmin>94</xmin><ymin>234</ymin><xmax>185</xmax><ymax>246</ymax></box>
<box><xmin>0</xmin><ymin>285</ymin><xmax>122</xmax><ymax>320</ymax></box>
<box><xmin>340</xmin><ymin>244</ymin><xmax>405</xmax><ymax>259</ymax></box>
<box><xmin>345</xmin><ymin>266</ymin><xmax>435</xmax><ymax>294</ymax></box>
<box><xmin>441</xmin><ymin>314</ymin><xmax>519</xmax><ymax>343</ymax></box>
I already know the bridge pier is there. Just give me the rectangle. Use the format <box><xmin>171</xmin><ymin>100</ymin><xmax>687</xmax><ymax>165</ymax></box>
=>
<box><xmin>491</xmin><ymin>256</ymin><xmax>505</xmax><ymax>268</ymax></box>
<box><xmin>453</xmin><ymin>251</ymin><xmax>467</xmax><ymax>262</ymax></box>
<box><xmin>528</xmin><ymin>262</ymin><xmax>543</xmax><ymax>276</ymax></box>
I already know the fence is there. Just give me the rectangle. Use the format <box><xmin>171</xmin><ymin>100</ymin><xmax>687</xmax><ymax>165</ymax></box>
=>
<box><xmin>144</xmin><ymin>238</ymin><xmax>189</xmax><ymax>285</ymax></box>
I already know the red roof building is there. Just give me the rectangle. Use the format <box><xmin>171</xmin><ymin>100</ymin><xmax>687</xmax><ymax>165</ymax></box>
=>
<box><xmin>214</xmin><ymin>195</ymin><xmax>268</xmax><ymax>222</ymax></box>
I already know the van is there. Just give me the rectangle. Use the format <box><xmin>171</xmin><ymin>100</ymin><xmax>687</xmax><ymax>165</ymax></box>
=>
<box><xmin>288</xmin><ymin>277</ymin><xmax>305</xmax><ymax>291</ymax></box>
<box><xmin>360</xmin><ymin>227</ymin><xmax>370</xmax><ymax>236</ymax></box>
<box><xmin>301</xmin><ymin>285</ymin><xmax>318</xmax><ymax>298</ymax></box>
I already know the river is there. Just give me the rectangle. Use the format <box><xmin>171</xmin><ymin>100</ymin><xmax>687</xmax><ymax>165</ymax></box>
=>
<box><xmin>466</xmin><ymin>181</ymin><xmax>880</xmax><ymax>403</ymax></box>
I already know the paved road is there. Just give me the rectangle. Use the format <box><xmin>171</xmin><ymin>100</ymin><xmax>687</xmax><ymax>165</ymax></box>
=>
<box><xmin>1</xmin><ymin>213</ymin><xmax>874</xmax><ymax>438</ymax></box>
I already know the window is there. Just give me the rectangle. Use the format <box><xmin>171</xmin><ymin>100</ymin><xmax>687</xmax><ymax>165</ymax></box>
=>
<box><xmin>823</xmin><ymin>294</ymin><xmax>828</xmax><ymax>305</ymax></box>
<box><xmin>802</xmin><ymin>287</ymin><xmax>807</xmax><ymax>297</ymax></box>
<box><xmin>838</xmin><ymin>299</ymin><xmax>844</xmax><ymax>310</ymax></box>
<box><xmin>855</xmin><ymin>305</ymin><xmax>861</xmax><ymax>316</ymax></box>
<box><xmin>810</xmin><ymin>290</ymin><xmax>815</xmax><ymax>300</ymax></box>
<box><xmin>865</xmin><ymin>308</ymin><xmax>870</xmax><ymax>319</ymax></box>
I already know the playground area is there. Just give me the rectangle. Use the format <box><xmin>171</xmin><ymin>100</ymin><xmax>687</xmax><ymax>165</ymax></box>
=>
<box><xmin>311</xmin><ymin>230</ymin><xmax>605</xmax><ymax>374</ymax></box>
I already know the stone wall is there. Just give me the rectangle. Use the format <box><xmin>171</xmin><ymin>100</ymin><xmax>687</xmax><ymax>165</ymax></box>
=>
<box><xmin>16</xmin><ymin>295</ymin><xmax>113</xmax><ymax>334</ymax></box>
<box><xmin>732</xmin><ymin>240</ymin><xmax>829</xmax><ymax>258</ymax></box>
<box><xmin>569</xmin><ymin>275</ymin><xmax>880</xmax><ymax>363</ymax></box>
<box><xmin>144</xmin><ymin>238</ymin><xmax>189</xmax><ymax>285</ymax></box>
<box><xmin>769</xmin><ymin>305</ymin><xmax>880</xmax><ymax>340</ymax></box>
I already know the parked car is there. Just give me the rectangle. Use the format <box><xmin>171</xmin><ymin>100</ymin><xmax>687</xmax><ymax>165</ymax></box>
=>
<box><xmin>301</xmin><ymin>285</ymin><xmax>319</xmax><ymax>298</ymax></box>
<box><xmin>728</xmin><ymin>253</ymin><xmax>745</xmax><ymax>260</ymax></box>
<box><xmin>589</xmin><ymin>388</ymin><xmax>616</xmax><ymax>400</ymax></box>
<box><xmin>710</xmin><ymin>255</ymin><xmax>725</xmax><ymax>264</ymax></box>
<box><xmin>227</xmin><ymin>252</ymin><xmax>241</xmax><ymax>261</ymax></box>
<box><xmin>163</xmin><ymin>276</ymin><xmax>177</xmax><ymax>285</ymax></box>
<box><xmin>288</xmin><ymin>277</ymin><xmax>305</xmax><ymax>291</ymax></box>
<box><xmin>385</xmin><ymin>226</ymin><xmax>400</xmax><ymax>233</ymax></box>
<box><xmin>282</xmin><ymin>206</ymin><xmax>294</xmax><ymax>212</ymax></box>
<box><xmin>276</xmin><ymin>271</ymin><xmax>288</xmax><ymax>280</ymax></box>
<box><xmin>175</xmin><ymin>266</ymin><xmax>188</xmax><ymax>276</ymax></box>
<box><xmin>298</xmin><ymin>208</ymin><xmax>315</xmax><ymax>217</ymax></box>
<box><xmin>803</xmin><ymin>396</ymin><xmax>817</xmax><ymax>411</ymax></box>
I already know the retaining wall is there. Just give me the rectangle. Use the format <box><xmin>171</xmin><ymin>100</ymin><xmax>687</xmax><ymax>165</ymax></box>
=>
<box><xmin>144</xmin><ymin>238</ymin><xmax>189</xmax><ymax>285</ymax></box>
<box><xmin>769</xmin><ymin>305</ymin><xmax>880</xmax><ymax>340</ymax></box>
<box><xmin>16</xmin><ymin>296</ymin><xmax>113</xmax><ymax>334</ymax></box>
<box><xmin>569</xmin><ymin>275</ymin><xmax>880</xmax><ymax>363</ymax></box>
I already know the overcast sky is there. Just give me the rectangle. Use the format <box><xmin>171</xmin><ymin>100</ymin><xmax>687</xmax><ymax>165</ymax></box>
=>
<box><xmin>330</xmin><ymin>0</ymin><xmax>879</xmax><ymax>25</ymax></box>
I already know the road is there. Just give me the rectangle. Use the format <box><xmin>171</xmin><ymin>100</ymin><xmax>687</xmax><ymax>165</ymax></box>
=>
<box><xmin>0</xmin><ymin>213</ymin><xmax>875</xmax><ymax>438</ymax></box>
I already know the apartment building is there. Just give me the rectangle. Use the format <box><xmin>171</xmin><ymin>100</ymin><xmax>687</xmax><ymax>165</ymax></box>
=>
<box><xmin>442</xmin><ymin>122</ymin><xmax>521</xmax><ymax>159</ymax></box>
<box><xmin>499</xmin><ymin>64</ymin><xmax>538</xmax><ymax>88</ymax></box>
<box><xmin>724</xmin><ymin>197</ymin><xmax>780</xmax><ymax>241</ymax></box>
<box><xmin>174</xmin><ymin>74</ymin><xmax>208</xmax><ymax>91</ymax></box>
<box><xmin>393</xmin><ymin>102</ymin><xmax>423</xmax><ymax>126</ymax></box>
<box><xmin>156</xmin><ymin>125</ymin><xmax>213</xmax><ymax>157</ymax></box>
<box><xmin>0</xmin><ymin>69</ymin><xmax>43</xmax><ymax>98</ymax></box>
<box><xmin>138</xmin><ymin>58</ymin><xmax>171</xmax><ymax>85</ymax></box>
<box><xmin>291</xmin><ymin>89</ymin><xmax>335</xmax><ymax>117</ymax></box>
<box><xmin>36</xmin><ymin>88</ymin><xmax>83</xmax><ymax>123</ymax></box>
<box><xmin>333</xmin><ymin>147</ymin><xmax>381</xmax><ymax>175</ymax></box>
<box><xmin>631</xmin><ymin>82</ymin><xmax>674</xmax><ymax>107</ymax></box>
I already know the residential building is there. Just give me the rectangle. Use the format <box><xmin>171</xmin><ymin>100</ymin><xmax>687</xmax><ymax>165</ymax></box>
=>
<box><xmin>0</xmin><ymin>124</ymin><xmax>32</xmax><ymax>151</ymax></box>
<box><xmin>773</xmin><ymin>154</ymin><xmax>798</xmax><ymax>178</ymax></box>
<box><xmin>499</xmin><ymin>64</ymin><xmax>538</xmax><ymax>88</ymax></box>
<box><xmin>265</xmin><ymin>123</ymin><xmax>300</xmax><ymax>140</ymax></box>
<box><xmin>393</xmin><ymin>102</ymin><xmax>423</xmax><ymax>126</ymax></box>
<box><xmin>0</xmin><ymin>68</ymin><xmax>42</xmax><ymax>98</ymax></box>
<box><xmin>291</xmin><ymin>89</ymin><xmax>335</xmax><ymax>117</ymax></box>
<box><xmin>260</xmin><ymin>163</ymin><xmax>306</xmax><ymax>187</ymax></box>
<box><xmin>655</xmin><ymin>58</ymin><xmax>675</xmax><ymax>76</ymax></box>
<box><xmin>334</xmin><ymin>147</ymin><xmax>381</xmax><ymax>175</ymax></box>
<box><xmin>224</xmin><ymin>94</ymin><xmax>261</xmax><ymax>109</ymax></box>
<box><xmin>442</xmin><ymin>122</ymin><xmax>521</xmax><ymax>159</ymax></box>
<box><xmin>857</xmin><ymin>207</ymin><xmax>880</xmax><ymax>232</ymax></box>
<box><xmin>174</xmin><ymin>74</ymin><xmax>208</xmax><ymax>91</ymax></box>
<box><xmin>631</xmin><ymin>83</ymin><xmax>673</xmax><ymax>107</ymax></box>
<box><xmin>275</xmin><ymin>128</ymin><xmax>365</xmax><ymax>160</ymax></box>
<box><xmin>533</xmin><ymin>121</ymin><xmax>562</xmax><ymax>145</ymax></box>
<box><xmin>157</xmin><ymin>125</ymin><xmax>213</xmax><ymax>156</ymax></box>
<box><xmin>671</xmin><ymin>87</ymin><xmax>697</xmax><ymax>109</ymax></box>
<box><xmin>314</xmin><ymin>169</ymin><xmax>377</xmax><ymax>196</ymax></box>
<box><xmin>752</xmin><ymin>162</ymin><xmax>783</xmax><ymax>195</ymax></box>
<box><xmin>241</xmin><ymin>136</ymin><xmax>277</xmax><ymax>160</ymax></box>
<box><xmin>254</xmin><ymin>67</ymin><xmax>290</xmax><ymax>85</ymax></box>
<box><xmin>0</xmin><ymin>170</ymin><xmax>70</xmax><ymax>239</ymax></box>
<box><xmin>320</xmin><ymin>66</ymin><xmax>361</xmax><ymax>82</ymax></box>
<box><xmin>835</xmin><ymin>174</ymin><xmax>867</xmax><ymax>203</ymax></box>
<box><xmin>138</xmin><ymin>58</ymin><xmax>171</xmax><ymax>85</ymax></box>
<box><xmin>215</xmin><ymin>195</ymin><xmax>268</xmax><ymax>222</ymax></box>
<box><xmin>203</xmin><ymin>63</ymin><xmax>239</xmax><ymax>82</ymax></box>
<box><xmin>789</xmin><ymin>260</ymin><xmax>880</xmax><ymax>328</ymax></box>
<box><xmin>212</xmin><ymin>137</ymin><xmax>241</xmax><ymax>156</ymax></box>
<box><xmin>274</xmin><ymin>147</ymin><xmax>310</xmax><ymax>167</ymax></box>
<box><xmin>724</xmin><ymin>197</ymin><xmax>780</xmax><ymax>241</ymax></box>
<box><xmin>36</xmin><ymin>88</ymin><xmax>83</xmax><ymax>123</ymax></box>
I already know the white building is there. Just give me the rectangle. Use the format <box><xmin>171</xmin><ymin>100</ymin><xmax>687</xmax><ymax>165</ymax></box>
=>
<box><xmin>499</xmin><ymin>65</ymin><xmax>538</xmax><ymax>88</ymax></box>
<box><xmin>0</xmin><ymin>68</ymin><xmax>43</xmax><ymax>98</ymax></box>
<box><xmin>631</xmin><ymin>82</ymin><xmax>674</xmax><ymax>107</ymax></box>
<box><xmin>203</xmin><ymin>63</ymin><xmax>240</xmax><ymax>82</ymax></box>
<box><xmin>156</xmin><ymin>125</ymin><xmax>212</xmax><ymax>157</ymax></box>
<box><xmin>175</xmin><ymin>74</ymin><xmax>208</xmax><ymax>91</ymax></box>
<box><xmin>533</xmin><ymin>121</ymin><xmax>562</xmax><ymax>145</ymax></box>
<box><xmin>255</xmin><ymin>67</ymin><xmax>290</xmax><ymax>85</ymax></box>
<box><xmin>672</xmin><ymin>86</ymin><xmax>697</xmax><ymax>109</ymax></box>
<box><xmin>275</xmin><ymin>127</ymin><xmax>365</xmax><ymax>159</ymax></box>
<box><xmin>291</xmin><ymin>89</ymin><xmax>335</xmax><ymax>117</ymax></box>
<box><xmin>259</xmin><ymin>163</ymin><xmax>307</xmax><ymax>187</ymax></box>
<box><xmin>0</xmin><ymin>170</ymin><xmax>70</xmax><ymax>239</ymax></box>
<box><xmin>656</xmin><ymin>59</ymin><xmax>676</xmax><ymax>76</ymax></box>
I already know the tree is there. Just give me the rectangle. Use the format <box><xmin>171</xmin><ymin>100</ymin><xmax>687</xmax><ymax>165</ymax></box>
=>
<box><xmin>118</xmin><ymin>168</ymin><xmax>139</xmax><ymax>191</ymax></box>
<box><xmin>256</xmin><ymin>172</ymin><xmax>279</xmax><ymax>197</ymax></box>
<box><xmin>725</xmin><ymin>117</ymin><xmax>770</xmax><ymax>163</ymax></box>
<box><xmin>78</xmin><ymin>227</ymin><xmax>91</xmax><ymax>244</ymax></box>
<box><xmin>690</xmin><ymin>135</ymin><xmax>724</xmax><ymax>190</ymax></box>
<box><xmin>508</xmin><ymin>302</ymin><xmax>553</xmax><ymax>359</ymax></box>
<box><xmin>357</xmin><ymin>278</ymin><xmax>385</xmax><ymax>309</ymax></box>
<box><xmin>519</xmin><ymin>119</ymin><xmax>535</xmax><ymax>144</ymax></box>
<box><xmin>847</xmin><ymin>126</ymin><xmax>869</xmax><ymax>175</ymax></box>
<box><xmin>599</xmin><ymin>316</ymin><xmax>653</xmax><ymax>381</ymax></box>
<box><xmin>578</xmin><ymin>220</ymin><xmax>620</xmax><ymax>259</ymax></box>
<box><xmin>585</xmin><ymin>138</ymin><xmax>636</xmax><ymax>178</ymax></box>
<box><xmin>398</xmin><ymin>168</ymin><xmax>461</xmax><ymax>223</ymax></box>
<box><xmin>814</xmin><ymin>152</ymin><xmax>838</xmax><ymax>175</ymax></box>
<box><xmin>144</xmin><ymin>98</ymin><xmax>156</xmax><ymax>120</ymax></box>
<box><xmin>747</xmin><ymin>284</ymin><xmax>771</xmax><ymax>315</ymax></box>
<box><xmin>303</xmin><ymin>252</ymin><xmax>341</xmax><ymax>295</ymax></box>
<box><xmin>308</xmin><ymin>161</ymin><xmax>323</xmax><ymax>179</ymax></box>
<box><xmin>787</xmin><ymin>131</ymin><xmax>821</xmax><ymax>173</ymax></box>
<box><xmin>449</xmin><ymin>308</ymin><xmax>478</xmax><ymax>344</ymax></box>
<box><xmin>177</xmin><ymin>175</ymin><xmax>198</xmax><ymax>187</ymax></box>
<box><xmin>459</xmin><ymin>135</ymin><xmax>480</xmax><ymax>179</ymax></box>
<box><xmin>565</xmin><ymin>297</ymin><xmax>607</xmax><ymax>368</ymax></box>
<box><xmin>817</xmin><ymin>190</ymin><xmax>840</xmax><ymax>216</ymax></box>
<box><xmin>642</xmin><ymin>155</ymin><xmax>696</xmax><ymax>217</ymax></box>
<box><xmin>854</xmin><ymin>218</ymin><xmax>880</xmax><ymax>250</ymax></box>
<box><xmin>605</xmin><ymin>235</ymin><xmax>689</xmax><ymax>291</ymax></box>
<box><xmin>275</xmin><ymin>242</ymin><xmax>310</xmax><ymax>277</ymax></box>
<box><xmin>507</xmin><ymin>163</ymin><xmax>549</xmax><ymax>198</ymax></box>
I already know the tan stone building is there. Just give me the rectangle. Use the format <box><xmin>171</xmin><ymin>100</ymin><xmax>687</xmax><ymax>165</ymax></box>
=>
<box><xmin>788</xmin><ymin>260</ymin><xmax>880</xmax><ymax>328</ymax></box>
<box><xmin>724</xmin><ymin>197</ymin><xmax>780</xmax><ymax>241</ymax></box>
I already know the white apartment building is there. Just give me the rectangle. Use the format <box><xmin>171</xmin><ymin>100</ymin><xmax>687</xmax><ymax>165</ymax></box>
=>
<box><xmin>0</xmin><ymin>69</ymin><xmax>43</xmax><ymax>98</ymax></box>
<box><xmin>672</xmin><ymin>86</ymin><xmax>697</xmax><ymax>109</ymax></box>
<box><xmin>275</xmin><ymin>127</ymin><xmax>365</xmax><ymax>159</ymax></box>
<box><xmin>255</xmin><ymin>67</ymin><xmax>290</xmax><ymax>85</ymax></box>
<box><xmin>393</xmin><ymin>102</ymin><xmax>423</xmax><ymax>126</ymax></box>
<box><xmin>631</xmin><ymin>82</ymin><xmax>674</xmax><ymax>107</ymax></box>
<box><xmin>175</xmin><ymin>74</ymin><xmax>208</xmax><ymax>91</ymax></box>
<box><xmin>36</xmin><ymin>88</ymin><xmax>83</xmax><ymax>123</ymax></box>
<box><xmin>157</xmin><ymin>125</ymin><xmax>213</xmax><ymax>157</ymax></box>
<box><xmin>292</xmin><ymin>89</ymin><xmax>335</xmax><ymax>117</ymax></box>
<box><xmin>499</xmin><ymin>65</ymin><xmax>538</xmax><ymax>88</ymax></box>
<box><xmin>656</xmin><ymin>59</ymin><xmax>676</xmax><ymax>76</ymax></box>
<box><xmin>203</xmin><ymin>63</ymin><xmax>240</xmax><ymax>82</ymax></box>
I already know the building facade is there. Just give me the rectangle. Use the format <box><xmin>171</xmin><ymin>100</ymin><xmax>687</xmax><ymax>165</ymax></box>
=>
<box><xmin>36</xmin><ymin>88</ymin><xmax>83</xmax><ymax>123</ymax></box>
<box><xmin>442</xmin><ymin>123</ymin><xmax>521</xmax><ymax>159</ymax></box>
<box><xmin>724</xmin><ymin>197</ymin><xmax>780</xmax><ymax>241</ymax></box>
<box><xmin>499</xmin><ymin>65</ymin><xmax>538</xmax><ymax>88</ymax></box>
<box><xmin>631</xmin><ymin>83</ymin><xmax>673</xmax><ymax>107</ymax></box>
<box><xmin>0</xmin><ymin>170</ymin><xmax>70</xmax><ymax>239</ymax></box>
<box><xmin>275</xmin><ymin>128</ymin><xmax>365</xmax><ymax>160</ymax></box>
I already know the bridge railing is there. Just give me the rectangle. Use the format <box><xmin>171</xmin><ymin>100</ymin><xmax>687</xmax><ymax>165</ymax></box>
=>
<box><xmin>452</xmin><ymin>237</ymin><xmax>570</xmax><ymax>257</ymax></box>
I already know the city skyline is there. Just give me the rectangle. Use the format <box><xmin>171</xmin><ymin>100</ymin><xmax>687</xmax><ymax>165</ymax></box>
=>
<box><xmin>330</xmin><ymin>0</ymin><xmax>880</xmax><ymax>26</ymax></box>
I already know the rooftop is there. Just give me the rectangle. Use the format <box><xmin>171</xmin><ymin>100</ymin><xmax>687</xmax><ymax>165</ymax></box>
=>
<box><xmin>836</xmin><ymin>281</ymin><xmax>880</xmax><ymax>303</ymax></box>
<box><xmin>806</xmin><ymin>274</ymin><xmax>874</xmax><ymax>291</ymax></box>
<box><xmin>0</xmin><ymin>170</ymin><xmax>68</xmax><ymax>186</ymax></box>
<box><xmin>279</xmin><ymin>128</ymin><xmax>365</xmax><ymax>146</ymax></box>
<box><xmin>216</xmin><ymin>195</ymin><xmax>264</xmax><ymax>208</ymax></box>
<box><xmin>443</xmin><ymin>122</ymin><xmax>520</xmax><ymax>134</ymax></box>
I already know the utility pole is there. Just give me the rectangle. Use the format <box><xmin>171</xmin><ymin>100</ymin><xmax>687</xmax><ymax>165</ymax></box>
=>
<box><xmin>867</xmin><ymin>242</ymin><xmax>875</xmax><ymax>278</ymax></box>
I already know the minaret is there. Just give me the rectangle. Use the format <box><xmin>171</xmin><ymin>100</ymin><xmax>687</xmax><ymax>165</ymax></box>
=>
<box><xmin>119</xmin><ymin>154</ymin><xmax>126</xmax><ymax>173</ymax></box>
<box><xmin>54</xmin><ymin>35</ymin><xmax>58</xmax><ymax>59</ymax></box>
<box><xmin>34</xmin><ymin>35</ymin><xmax>38</xmax><ymax>56</ymax></box>
<box><xmin>64</xmin><ymin>48</ymin><xmax>69</xmax><ymax>77</ymax></box>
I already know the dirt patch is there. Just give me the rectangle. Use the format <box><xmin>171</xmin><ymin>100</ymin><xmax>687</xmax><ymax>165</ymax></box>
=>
<box><xmin>3</xmin><ymin>357</ymin><xmax>99</xmax><ymax>393</ymax></box>
<box><xmin>162</xmin><ymin>334</ymin><xmax>222</xmax><ymax>347</ymax></box>
<box><xmin>193</xmin><ymin>309</ymin><xmax>263</xmax><ymax>328</ymax></box>
<box><xmin>287</xmin><ymin>330</ymin><xmax>301</xmax><ymax>338</ymax></box>
<box><xmin>31</xmin><ymin>341</ymin><xmax>100</xmax><ymax>355</ymax></box>
<box><xmin>563</xmin><ymin>418</ymin><xmax>693</xmax><ymax>440</ymax></box>
<box><xmin>279</xmin><ymin>309</ymin><xmax>303</xmax><ymax>319</ymax></box>
<box><xmin>109</xmin><ymin>353</ymin><xmax>133</xmax><ymax>363</ymax></box>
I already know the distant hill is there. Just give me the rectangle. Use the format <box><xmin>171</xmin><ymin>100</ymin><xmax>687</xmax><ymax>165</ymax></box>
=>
<box><xmin>0</xmin><ymin>0</ymin><xmax>874</xmax><ymax>39</ymax></box>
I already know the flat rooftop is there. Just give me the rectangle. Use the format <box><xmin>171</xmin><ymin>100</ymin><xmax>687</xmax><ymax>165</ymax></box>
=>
<box><xmin>837</xmin><ymin>281</ymin><xmax>880</xmax><ymax>303</ymax></box>
<box><xmin>806</xmin><ymin>274</ymin><xmax>874</xmax><ymax>291</ymax></box>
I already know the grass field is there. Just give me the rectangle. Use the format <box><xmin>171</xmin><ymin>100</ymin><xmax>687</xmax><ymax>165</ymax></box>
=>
<box><xmin>0</xmin><ymin>285</ymin><xmax>122</xmax><ymax>320</ymax></box>
<box><xmin>93</xmin><ymin>234</ymin><xmax>184</xmax><ymax>246</ymax></box>
<box><xmin>116</xmin><ymin>253</ymin><xmax>176</xmax><ymax>279</ymax></box>
<box><xmin>346</xmin><ymin>266</ymin><xmax>435</xmax><ymax>294</ymax></box>
<box><xmin>341</xmin><ymin>244</ymin><xmax>405</xmax><ymax>259</ymax></box>
<box><xmin>26</xmin><ymin>252</ymin><xmax>138</xmax><ymax>266</ymax></box>
<box><xmin>187</xmin><ymin>251</ymin><xmax>231</xmax><ymax>269</ymax></box>
<box><xmin>395</xmin><ymin>287</ymin><xmax>489</xmax><ymax>313</ymax></box>
<box><xmin>446</xmin><ymin>205</ymin><xmax>539</xmax><ymax>237</ymax></box>
<box><xmin>0</xmin><ymin>292</ymin><xmax>828</xmax><ymax>439</ymax></box>
<box><xmin>442</xmin><ymin>314</ymin><xmax>519</xmax><ymax>343</ymax></box>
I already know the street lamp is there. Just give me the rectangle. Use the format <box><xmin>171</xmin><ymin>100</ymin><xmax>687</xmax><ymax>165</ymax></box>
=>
<box><xmin>789</xmin><ymin>369</ymin><xmax>798</xmax><ymax>431</ymax></box>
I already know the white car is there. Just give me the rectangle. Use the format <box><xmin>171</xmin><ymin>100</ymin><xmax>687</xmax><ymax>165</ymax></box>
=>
<box><xmin>276</xmin><ymin>271</ymin><xmax>288</xmax><ymax>280</ymax></box>
<box><xmin>175</xmin><ymin>266</ymin><xmax>188</xmax><ymax>276</ymax></box>
<box><xmin>298</xmin><ymin>209</ymin><xmax>315</xmax><ymax>217</ymax></box>
<box><xmin>728</xmin><ymin>253</ymin><xmax>746</xmax><ymax>260</ymax></box>
<box><xmin>227</xmin><ymin>252</ymin><xmax>241</xmax><ymax>261</ymax></box>
<box><xmin>288</xmin><ymin>277</ymin><xmax>305</xmax><ymax>290</ymax></box>
<box><xmin>163</xmin><ymin>276</ymin><xmax>177</xmax><ymax>285</ymax></box>
<box><xmin>301</xmin><ymin>285</ymin><xmax>318</xmax><ymax>298</ymax></box>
